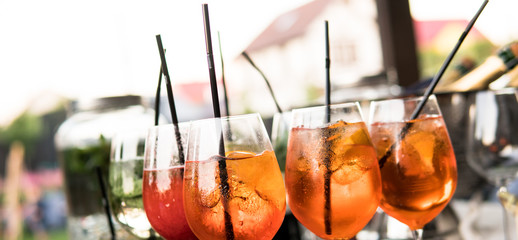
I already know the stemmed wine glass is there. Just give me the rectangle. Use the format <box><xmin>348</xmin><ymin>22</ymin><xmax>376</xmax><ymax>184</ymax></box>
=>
<box><xmin>285</xmin><ymin>102</ymin><xmax>382</xmax><ymax>239</ymax></box>
<box><xmin>183</xmin><ymin>113</ymin><xmax>286</xmax><ymax>240</ymax></box>
<box><xmin>142</xmin><ymin>123</ymin><xmax>197</xmax><ymax>240</ymax></box>
<box><xmin>109</xmin><ymin>129</ymin><xmax>159</xmax><ymax>239</ymax></box>
<box><xmin>466</xmin><ymin>88</ymin><xmax>518</xmax><ymax>240</ymax></box>
<box><xmin>368</xmin><ymin>95</ymin><xmax>458</xmax><ymax>240</ymax></box>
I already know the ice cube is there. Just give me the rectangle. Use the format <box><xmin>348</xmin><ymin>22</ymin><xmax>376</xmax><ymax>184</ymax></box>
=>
<box><xmin>326</xmin><ymin>145</ymin><xmax>352</xmax><ymax>173</ymax></box>
<box><xmin>228</xmin><ymin>179</ymin><xmax>262</xmax><ymax>213</ymax></box>
<box><xmin>332</xmin><ymin>163</ymin><xmax>363</xmax><ymax>185</ymax></box>
<box><xmin>344</xmin><ymin>124</ymin><xmax>372</xmax><ymax>146</ymax></box>
<box><xmin>330</xmin><ymin>145</ymin><xmax>375</xmax><ymax>185</ymax></box>
<box><xmin>200</xmin><ymin>188</ymin><xmax>221</xmax><ymax>208</ymax></box>
<box><xmin>321</xmin><ymin>120</ymin><xmax>348</xmax><ymax>141</ymax></box>
<box><xmin>398</xmin><ymin>131</ymin><xmax>436</xmax><ymax>176</ymax></box>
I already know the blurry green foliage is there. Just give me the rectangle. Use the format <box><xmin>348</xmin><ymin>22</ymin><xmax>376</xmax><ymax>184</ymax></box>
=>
<box><xmin>305</xmin><ymin>83</ymin><xmax>322</xmax><ymax>104</ymax></box>
<box><xmin>0</xmin><ymin>112</ymin><xmax>43</xmax><ymax>156</ymax></box>
<box><xmin>23</xmin><ymin>228</ymin><xmax>68</xmax><ymax>240</ymax></box>
<box><xmin>418</xmin><ymin>40</ymin><xmax>496</xmax><ymax>79</ymax></box>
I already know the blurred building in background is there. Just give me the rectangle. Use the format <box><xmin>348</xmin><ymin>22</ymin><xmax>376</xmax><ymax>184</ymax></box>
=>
<box><xmin>228</xmin><ymin>0</ymin><xmax>384</xmax><ymax>115</ymax></box>
<box><xmin>225</xmin><ymin>0</ymin><xmax>498</xmax><ymax>118</ymax></box>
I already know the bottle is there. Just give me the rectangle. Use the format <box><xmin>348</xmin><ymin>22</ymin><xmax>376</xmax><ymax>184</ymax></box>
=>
<box><xmin>488</xmin><ymin>65</ymin><xmax>518</xmax><ymax>90</ymax></box>
<box><xmin>435</xmin><ymin>57</ymin><xmax>476</xmax><ymax>89</ymax></box>
<box><xmin>504</xmin><ymin>65</ymin><xmax>518</xmax><ymax>88</ymax></box>
<box><xmin>54</xmin><ymin>95</ymin><xmax>155</xmax><ymax>240</ymax></box>
<box><xmin>436</xmin><ymin>41</ymin><xmax>518</xmax><ymax>92</ymax></box>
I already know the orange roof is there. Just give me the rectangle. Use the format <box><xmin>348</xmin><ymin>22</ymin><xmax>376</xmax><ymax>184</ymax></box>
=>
<box><xmin>176</xmin><ymin>81</ymin><xmax>209</xmax><ymax>104</ymax></box>
<box><xmin>413</xmin><ymin>19</ymin><xmax>487</xmax><ymax>46</ymax></box>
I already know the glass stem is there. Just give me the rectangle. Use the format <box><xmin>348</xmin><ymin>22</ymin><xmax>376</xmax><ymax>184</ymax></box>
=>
<box><xmin>502</xmin><ymin>202</ymin><xmax>511</xmax><ymax>240</ymax></box>
<box><xmin>412</xmin><ymin>229</ymin><xmax>423</xmax><ymax>240</ymax></box>
<box><xmin>499</xmin><ymin>179</ymin><xmax>513</xmax><ymax>240</ymax></box>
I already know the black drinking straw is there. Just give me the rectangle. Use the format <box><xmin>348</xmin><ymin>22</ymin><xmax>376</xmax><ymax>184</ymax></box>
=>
<box><xmin>155</xmin><ymin>35</ymin><xmax>185</xmax><ymax>164</ymax></box>
<box><xmin>154</xmin><ymin>62</ymin><xmax>163</xmax><ymax>126</ymax></box>
<box><xmin>218</xmin><ymin>32</ymin><xmax>230</xmax><ymax>116</ymax></box>
<box><xmin>202</xmin><ymin>4</ymin><xmax>235</xmax><ymax>240</ymax></box>
<box><xmin>323</xmin><ymin>20</ymin><xmax>332</xmax><ymax>235</ymax></box>
<box><xmin>96</xmin><ymin>167</ymin><xmax>116</xmax><ymax>240</ymax></box>
<box><xmin>242</xmin><ymin>51</ymin><xmax>284</xmax><ymax>113</ymax></box>
<box><xmin>325</xmin><ymin>21</ymin><xmax>331</xmax><ymax>123</ymax></box>
<box><xmin>377</xmin><ymin>0</ymin><xmax>489</xmax><ymax>168</ymax></box>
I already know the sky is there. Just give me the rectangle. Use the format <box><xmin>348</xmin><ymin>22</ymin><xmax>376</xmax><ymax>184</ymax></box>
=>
<box><xmin>0</xmin><ymin>0</ymin><xmax>517</xmax><ymax>127</ymax></box>
<box><xmin>0</xmin><ymin>0</ymin><xmax>313</xmax><ymax>126</ymax></box>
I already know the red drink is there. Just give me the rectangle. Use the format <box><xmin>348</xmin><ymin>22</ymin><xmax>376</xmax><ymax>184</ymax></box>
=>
<box><xmin>143</xmin><ymin>166</ymin><xmax>197</xmax><ymax>240</ymax></box>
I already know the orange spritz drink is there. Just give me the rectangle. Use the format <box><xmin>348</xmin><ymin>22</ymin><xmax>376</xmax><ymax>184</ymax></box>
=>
<box><xmin>369</xmin><ymin>95</ymin><xmax>458</xmax><ymax>239</ymax></box>
<box><xmin>184</xmin><ymin>150</ymin><xmax>286</xmax><ymax>240</ymax></box>
<box><xmin>184</xmin><ymin>113</ymin><xmax>286</xmax><ymax>240</ymax></box>
<box><xmin>370</xmin><ymin>116</ymin><xmax>457</xmax><ymax>230</ymax></box>
<box><xmin>285</xmin><ymin>103</ymin><xmax>381</xmax><ymax>239</ymax></box>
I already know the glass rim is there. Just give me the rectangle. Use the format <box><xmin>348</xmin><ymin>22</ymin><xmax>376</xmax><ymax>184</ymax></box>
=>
<box><xmin>291</xmin><ymin>102</ymin><xmax>360</xmax><ymax>114</ymax></box>
<box><xmin>369</xmin><ymin>94</ymin><xmax>437</xmax><ymax>106</ymax></box>
<box><xmin>189</xmin><ymin>112</ymin><xmax>262</xmax><ymax>125</ymax></box>
<box><xmin>485</xmin><ymin>87</ymin><xmax>517</xmax><ymax>95</ymax></box>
